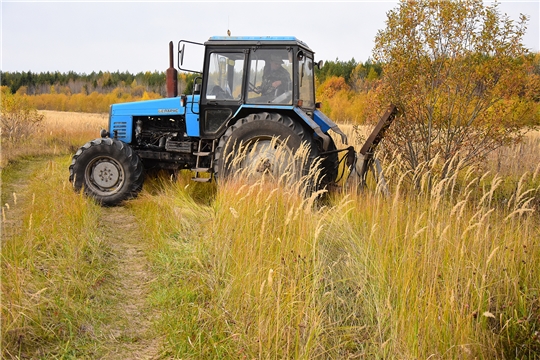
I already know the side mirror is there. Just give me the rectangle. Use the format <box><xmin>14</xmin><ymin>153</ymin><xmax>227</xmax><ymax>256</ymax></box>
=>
<box><xmin>180</xmin><ymin>44</ymin><xmax>185</xmax><ymax>66</ymax></box>
<box><xmin>315</xmin><ymin>60</ymin><xmax>324</xmax><ymax>69</ymax></box>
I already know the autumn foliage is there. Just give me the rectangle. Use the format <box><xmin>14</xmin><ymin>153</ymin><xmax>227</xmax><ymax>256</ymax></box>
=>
<box><xmin>1</xmin><ymin>71</ymin><xmax>198</xmax><ymax>113</ymax></box>
<box><xmin>373</xmin><ymin>0</ymin><xmax>540</xmax><ymax>178</ymax></box>
<box><xmin>26</xmin><ymin>89</ymin><xmax>161</xmax><ymax>113</ymax></box>
<box><xmin>1</xmin><ymin>86</ymin><xmax>44</xmax><ymax>143</ymax></box>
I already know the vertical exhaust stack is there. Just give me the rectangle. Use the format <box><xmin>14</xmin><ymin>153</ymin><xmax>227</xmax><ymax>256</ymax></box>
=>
<box><xmin>166</xmin><ymin>41</ymin><xmax>178</xmax><ymax>97</ymax></box>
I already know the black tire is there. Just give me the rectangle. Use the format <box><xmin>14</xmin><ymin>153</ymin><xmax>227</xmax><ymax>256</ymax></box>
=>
<box><xmin>214</xmin><ymin>112</ymin><xmax>327</xmax><ymax>189</ymax></box>
<box><xmin>69</xmin><ymin>138</ymin><xmax>144</xmax><ymax>206</ymax></box>
<box><xmin>318</xmin><ymin>136</ymin><xmax>339</xmax><ymax>187</ymax></box>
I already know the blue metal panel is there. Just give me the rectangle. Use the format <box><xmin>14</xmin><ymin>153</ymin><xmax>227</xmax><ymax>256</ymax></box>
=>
<box><xmin>312</xmin><ymin>110</ymin><xmax>337</xmax><ymax>133</ymax></box>
<box><xmin>109</xmin><ymin>97</ymin><xmax>195</xmax><ymax>142</ymax></box>
<box><xmin>293</xmin><ymin>107</ymin><xmax>330</xmax><ymax>133</ymax></box>
<box><xmin>232</xmin><ymin>104</ymin><xmax>294</xmax><ymax>118</ymax></box>
<box><xmin>185</xmin><ymin>95</ymin><xmax>200</xmax><ymax>137</ymax></box>
<box><xmin>110</xmin><ymin>115</ymin><xmax>132</xmax><ymax>142</ymax></box>
<box><xmin>206</xmin><ymin>36</ymin><xmax>311</xmax><ymax>49</ymax></box>
<box><xmin>111</xmin><ymin>98</ymin><xmax>184</xmax><ymax>116</ymax></box>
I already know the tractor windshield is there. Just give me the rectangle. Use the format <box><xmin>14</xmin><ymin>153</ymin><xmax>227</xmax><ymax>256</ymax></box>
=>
<box><xmin>298</xmin><ymin>53</ymin><xmax>315</xmax><ymax>109</ymax></box>
<box><xmin>246</xmin><ymin>49</ymin><xmax>292</xmax><ymax>105</ymax></box>
<box><xmin>205</xmin><ymin>52</ymin><xmax>245</xmax><ymax>101</ymax></box>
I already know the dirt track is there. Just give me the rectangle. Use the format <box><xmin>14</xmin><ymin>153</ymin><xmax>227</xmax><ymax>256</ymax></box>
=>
<box><xmin>2</xmin><ymin>157</ymin><xmax>162</xmax><ymax>359</ymax></box>
<box><xmin>97</xmin><ymin>206</ymin><xmax>162</xmax><ymax>360</ymax></box>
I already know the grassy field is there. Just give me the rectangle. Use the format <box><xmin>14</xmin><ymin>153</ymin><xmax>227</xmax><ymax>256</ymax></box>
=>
<box><xmin>1</xmin><ymin>111</ymin><xmax>539</xmax><ymax>359</ymax></box>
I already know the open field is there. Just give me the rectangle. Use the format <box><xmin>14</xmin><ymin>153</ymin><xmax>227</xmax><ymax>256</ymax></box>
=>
<box><xmin>1</xmin><ymin>111</ymin><xmax>539</xmax><ymax>359</ymax></box>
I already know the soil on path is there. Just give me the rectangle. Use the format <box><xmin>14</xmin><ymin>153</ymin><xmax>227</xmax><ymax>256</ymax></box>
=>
<box><xmin>95</xmin><ymin>206</ymin><xmax>162</xmax><ymax>360</ymax></box>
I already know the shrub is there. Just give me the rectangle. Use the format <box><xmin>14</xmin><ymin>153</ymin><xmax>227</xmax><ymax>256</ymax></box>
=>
<box><xmin>1</xmin><ymin>86</ymin><xmax>44</xmax><ymax>143</ymax></box>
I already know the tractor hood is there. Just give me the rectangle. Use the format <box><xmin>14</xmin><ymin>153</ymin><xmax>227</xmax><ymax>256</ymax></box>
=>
<box><xmin>110</xmin><ymin>97</ymin><xmax>184</xmax><ymax>116</ymax></box>
<box><xmin>109</xmin><ymin>96</ymin><xmax>200</xmax><ymax>143</ymax></box>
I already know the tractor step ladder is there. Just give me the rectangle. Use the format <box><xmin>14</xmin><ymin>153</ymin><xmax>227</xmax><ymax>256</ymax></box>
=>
<box><xmin>191</xmin><ymin>140</ymin><xmax>216</xmax><ymax>182</ymax></box>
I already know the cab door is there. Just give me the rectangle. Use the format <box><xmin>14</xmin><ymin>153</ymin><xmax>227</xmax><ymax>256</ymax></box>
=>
<box><xmin>199</xmin><ymin>50</ymin><xmax>246</xmax><ymax>138</ymax></box>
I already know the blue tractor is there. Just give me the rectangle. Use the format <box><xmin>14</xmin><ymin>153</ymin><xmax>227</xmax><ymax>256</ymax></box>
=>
<box><xmin>69</xmin><ymin>36</ymin><xmax>395</xmax><ymax>206</ymax></box>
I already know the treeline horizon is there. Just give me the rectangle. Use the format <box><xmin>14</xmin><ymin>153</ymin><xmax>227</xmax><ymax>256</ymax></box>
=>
<box><xmin>3</xmin><ymin>52</ymin><xmax>539</xmax><ymax>97</ymax></box>
<box><xmin>0</xmin><ymin>58</ymin><xmax>381</xmax><ymax>96</ymax></box>
<box><xmin>0</xmin><ymin>70</ymin><xmax>199</xmax><ymax>98</ymax></box>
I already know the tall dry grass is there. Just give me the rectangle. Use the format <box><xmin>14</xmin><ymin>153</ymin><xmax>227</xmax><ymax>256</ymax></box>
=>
<box><xmin>1</xmin><ymin>157</ymin><xmax>109</xmax><ymax>358</ymax></box>
<box><xmin>1</xmin><ymin>110</ymin><xmax>107</xmax><ymax>168</ymax></box>
<box><xmin>2</xmin><ymin>111</ymin><xmax>539</xmax><ymax>358</ymax></box>
<box><xmin>130</xmin><ymin>140</ymin><xmax>539</xmax><ymax>358</ymax></box>
<box><xmin>486</xmin><ymin>130</ymin><xmax>540</xmax><ymax>177</ymax></box>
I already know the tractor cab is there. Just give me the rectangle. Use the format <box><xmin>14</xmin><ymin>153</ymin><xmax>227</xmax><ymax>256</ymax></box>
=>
<box><xmin>181</xmin><ymin>36</ymin><xmax>321</xmax><ymax>139</ymax></box>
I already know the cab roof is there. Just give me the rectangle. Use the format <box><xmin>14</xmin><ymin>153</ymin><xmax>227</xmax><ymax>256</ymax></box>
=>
<box><xmin>205</xmin><ymin>36</ymin><xmax>313</xmax><ymax>52</ymax></box>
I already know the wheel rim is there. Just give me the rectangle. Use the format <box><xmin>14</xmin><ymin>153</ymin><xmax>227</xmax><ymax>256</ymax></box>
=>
<box><xmin>240</xmin><ymin>137</ymin><xmax>295</xmax><ymax>180</ymax></box>
<box><xmin>85</xmin><ymin>156</ymin><xmax>125</xmax><ymax>196</ymax></box>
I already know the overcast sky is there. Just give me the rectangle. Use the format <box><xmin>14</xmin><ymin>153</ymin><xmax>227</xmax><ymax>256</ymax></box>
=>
<box><xmin>1</xmin><ymin>1</ymin><xmax>539</xmax><ymax>74</ymax></box>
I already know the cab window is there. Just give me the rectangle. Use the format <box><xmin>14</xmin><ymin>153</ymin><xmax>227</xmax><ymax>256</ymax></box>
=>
<box><xmin>298</xmin><ymin>54</ymin><xmax>315</xmax><ymax>108</ymax></box>
<box><xmin>205</xmin><ymin>52</ymin><xmax>245</xmax><ymax>101</ymax></box>
<box><xmin>246</xmin><ymin>49</ymin><xmax>292</xmax><ymax>104</ymax></box>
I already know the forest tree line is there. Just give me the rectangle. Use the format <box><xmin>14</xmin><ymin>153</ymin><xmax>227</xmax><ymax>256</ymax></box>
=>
<box><xmin>0</xmin><ymin>70</ymin><xmax>197</xmax><ymax>97</ymax></box>
<box><xmin>1</xmin><ymin>58</ymin><xmax>380</xmax><ymax>96</ymax></box>
<box><xmin>0</xmin><ymin>59</ymin><xmax>388</xmax><ymax>120</ymax></box>
<box><xmin>1</xmin><ymin>55</ymin><xmax>539</xmax><ymax>125</ymax></box>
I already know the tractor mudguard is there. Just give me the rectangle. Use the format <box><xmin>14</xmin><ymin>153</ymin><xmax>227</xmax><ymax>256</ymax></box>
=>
<box><xmin>231</xmin><ymin>105</ymin><xmax>334</xmax><ymax>151</ymax></box>
<box><xmin>313</xmin><ymin>110</ymin><xmax>349</xmax><ymax>145</ymax></box>
<box><xmin>294</xmin><ymin>108</ymin><xmax>350</xmax><ymax>150</ymax></box>
<box><xmin>293</xmin><ymin>108</ymin><xmax>332</xmax><ymax>151</ymax></box>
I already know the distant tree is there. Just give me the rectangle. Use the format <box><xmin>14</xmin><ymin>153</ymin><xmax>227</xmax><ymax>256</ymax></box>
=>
<box><xmin>16</xmin><ymin>86</ymin><xmax>28</xmax><ymax>95</ymax></box>
<box><xmin>180</xmin><ymin>72</ymin><xmax>200</xmax><ymax>95</ymax></box>
<box><xmin>316</xmin><ymin>76</ymin><xmax>350</xmax><ymax>100</ymax></box>
<box><xmin>373</xmin><ymin>0</ymin><xmax>536</xmax><ymax>178</ymax></box>
<box><xmin>316</xmin><ymin>58</ymin><xmax>358</xmax><ymax>84</ymax></box>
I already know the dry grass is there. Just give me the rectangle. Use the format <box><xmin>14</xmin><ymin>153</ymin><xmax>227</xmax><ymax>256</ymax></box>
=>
<box><xmin>129</xmin><ymin>158</ymin><xmax>539</xmax><ymax>358</ymax></box>
<box><xmin>2</xmin><ymin>111</ymin><xmax>539</xmax><ymax>358</ymax></box>
<box><xmin>485</xmin><ymin>130</ymin><xmax>540</xmax><ymax>177</ymax></box>
<box><xmin>1</xmin><ymin>156</ymin><xmax>108</xmax><ymax>358</ymax></box>
<box><xmin>1</xmin><ymin>110</ymin><xmax>107</xmax><ymax>168</ymax></box>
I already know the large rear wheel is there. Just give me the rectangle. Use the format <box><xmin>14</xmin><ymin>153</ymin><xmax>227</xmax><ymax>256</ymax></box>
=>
<box><xmin>69</xmin><ymin>138</ymin><xmax>144</xmax><ymax>206</ymax></box>
<box><xmin>214</xmin><ymin>112</ymin><xmax>321</xmax><ymax>187</ymax></box>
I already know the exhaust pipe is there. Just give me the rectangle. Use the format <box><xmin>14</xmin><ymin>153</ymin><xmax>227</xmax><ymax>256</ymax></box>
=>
<box><xmin>166</xmin><ymin>41</ymin><xmax>178</xmax><ymax>97</ymax></box>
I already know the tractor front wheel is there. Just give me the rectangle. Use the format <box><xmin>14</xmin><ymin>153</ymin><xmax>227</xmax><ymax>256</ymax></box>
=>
<box><xmin>69</xmin><ymin>138</ymin><xmax>144</xmax><ymax>206</ymax></box>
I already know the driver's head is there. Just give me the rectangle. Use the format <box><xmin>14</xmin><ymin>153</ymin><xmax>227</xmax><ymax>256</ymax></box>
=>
<box><xmin>269</xmin><ymin>54</ymin><xmax>283</xmax><ymax>69</ymax></box>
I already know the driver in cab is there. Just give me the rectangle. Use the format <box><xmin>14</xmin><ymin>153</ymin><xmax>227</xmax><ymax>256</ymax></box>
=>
<box><xmin>259</xmin><ymin>54</ymin><xmax>291</xmax><ymax>100</ymax></box>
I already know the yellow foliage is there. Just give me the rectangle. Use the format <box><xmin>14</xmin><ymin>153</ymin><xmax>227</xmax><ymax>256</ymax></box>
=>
<box><xmin>25</xmin><ymin>90</ymin><xmax>162</xmax><ymax>113</ymax></box>
<box><xmin>1</xmin><ymin>86</ymin><xmax>44</xmax><ymax>144</ymax></box>
<box><xmin>315</xmin><ymin>76</ymin><xmax>378</xmax><ymax>124</ymax></box>
<box><xmin>15</xmin><ymin>86</ymin><xmax>28</xmax><ymax>95</ymax></box>
<box><xmin>316</xmin><ymin>76</ymin><xmax>350</xmax><ymax>99</ymax></box>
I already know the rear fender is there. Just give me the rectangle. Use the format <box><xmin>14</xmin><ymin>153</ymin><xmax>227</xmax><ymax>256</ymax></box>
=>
<box><xmin>293</xmin><ymin>108</ymin><xmax>332</xmax><ymax>150</ymax></box>
<box><xmin>229</xmin><ymin>105</ymin><xmax>336</xmax><ymax>151</ymax></box>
